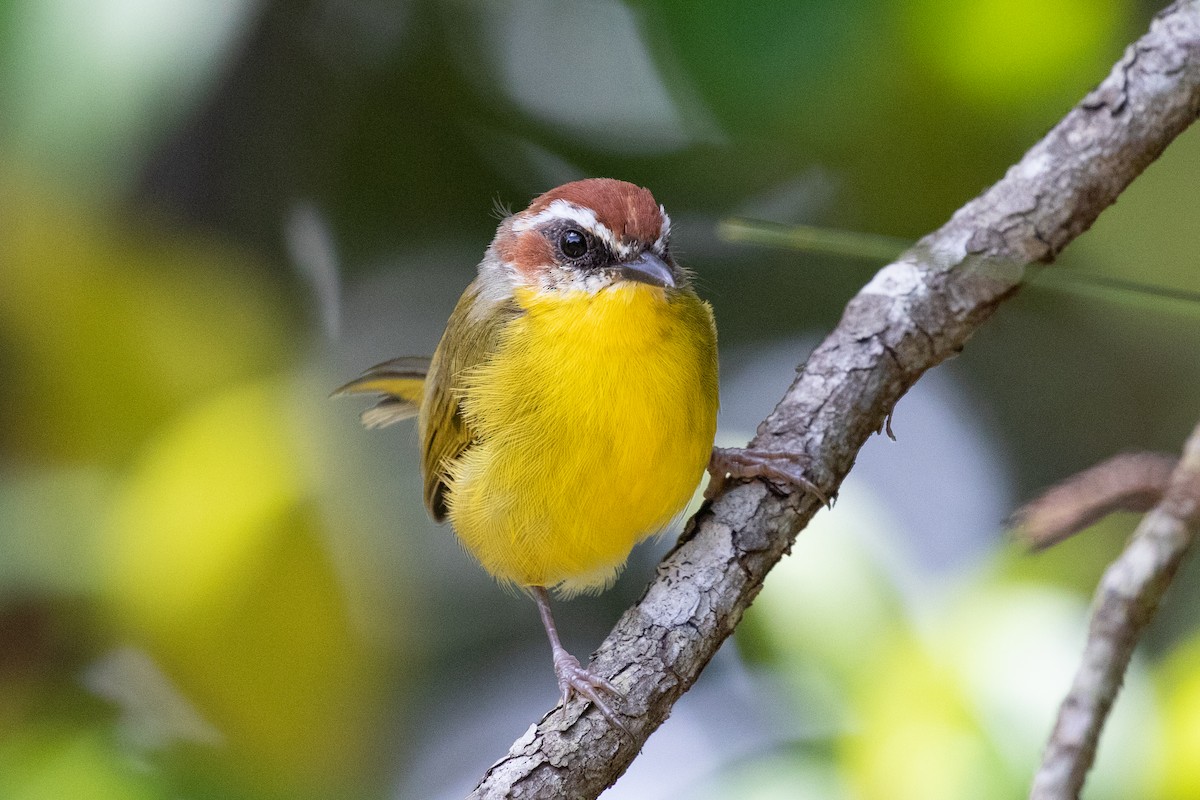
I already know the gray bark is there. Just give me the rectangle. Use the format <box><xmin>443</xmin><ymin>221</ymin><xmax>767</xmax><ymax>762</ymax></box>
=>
<box><xmin>1029</xmin><ymin>423</ymin><xmax>1200</xmax><ymax>799</ymax></box>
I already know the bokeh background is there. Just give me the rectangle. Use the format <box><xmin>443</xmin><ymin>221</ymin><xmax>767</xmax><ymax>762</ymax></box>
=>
<box><xmin>2</xmin><ymin>0</ymin><xmax>1199</xmax><ymax>798</ymax></box>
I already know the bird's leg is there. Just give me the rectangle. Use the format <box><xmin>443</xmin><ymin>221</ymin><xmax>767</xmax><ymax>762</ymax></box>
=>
<box><xmin>707</xmin><ymin>445</ymin><xmax>831</xmax><ymax>507</ymax></box>
<box><xmin>530</xmin><ymin>586</ymin><xmax>627</xmax><ymax>732</ymax></box>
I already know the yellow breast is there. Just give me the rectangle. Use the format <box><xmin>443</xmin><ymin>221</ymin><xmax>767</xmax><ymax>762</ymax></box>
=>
<box><xmin>444</xmin><ymin>282</ymin><xmax>718</xmax><ymax>594</ymax></box>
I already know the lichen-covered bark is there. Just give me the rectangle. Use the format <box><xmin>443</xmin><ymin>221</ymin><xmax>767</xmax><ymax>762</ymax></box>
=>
<box><xmin>470</xmin><ymin>3</ymin><xmax>1200</xmax><ymax>797</ymax></box>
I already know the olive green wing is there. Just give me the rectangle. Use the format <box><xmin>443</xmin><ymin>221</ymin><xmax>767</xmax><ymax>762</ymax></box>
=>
<box><xmin>334</xmin><ymin>355</ymin><xmax>432</xmax><ymax>428</ymax></box>
<box><xmin>420</xmin><ymin>281</ymin><xmax>519</xmax><ymax>522</ymax></box>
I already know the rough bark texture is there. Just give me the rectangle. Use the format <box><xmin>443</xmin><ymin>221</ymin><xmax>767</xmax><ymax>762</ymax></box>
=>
<box><xmin>470</xmin><ymin>3</ymin><xmax>1200</xmax><ymax>797</ymax></box>
<box><xmin>1029</xmin><ymin>423</ymin><xmax>1200</xmax><ymax>800</ymax></box>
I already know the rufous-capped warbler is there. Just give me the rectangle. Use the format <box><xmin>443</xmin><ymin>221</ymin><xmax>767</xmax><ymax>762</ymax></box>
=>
<box><xmin>338</xmin><ymin>179</ymin><xmax>821</xmax><ymax>726</ymax></box>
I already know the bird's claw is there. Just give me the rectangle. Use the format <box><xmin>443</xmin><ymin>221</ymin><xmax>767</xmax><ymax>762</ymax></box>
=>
<box><xmin>707</xmin><ymin>446</ymin><xmax>831</xmax><ymax>507</ymax></box>
<box><xmin>553</xmin><ymin>652</ymin><xmax>629</xmax><ymax>735</ymax></box>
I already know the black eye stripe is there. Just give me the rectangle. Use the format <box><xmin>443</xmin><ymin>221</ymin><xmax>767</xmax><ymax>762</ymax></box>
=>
<box><xmin>547</xmin><ymin>223</ymin><xmax>617</xmax><ymax>271</ymax></box>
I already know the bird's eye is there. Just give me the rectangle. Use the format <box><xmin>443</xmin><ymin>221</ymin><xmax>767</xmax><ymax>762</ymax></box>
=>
<box><xmin>559</xmin><ymin>229</ymin><xmax>588</xmax><ymax>259</ymax></box>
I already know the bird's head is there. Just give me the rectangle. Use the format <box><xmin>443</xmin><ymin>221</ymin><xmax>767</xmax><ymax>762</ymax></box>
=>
<box><xmin>482</xmin><ymin>178</ymin><xmax>679</xmax><ymax>296</ymax></box>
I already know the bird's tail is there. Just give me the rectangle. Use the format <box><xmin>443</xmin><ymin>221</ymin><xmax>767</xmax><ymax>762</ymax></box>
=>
<box><xmin>333</xmin><ymin>356</ymin><xmax>431</xmax><ymax>428</ymax></box>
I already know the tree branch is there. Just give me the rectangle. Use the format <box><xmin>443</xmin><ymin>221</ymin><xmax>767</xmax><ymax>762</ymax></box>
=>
<box><xmin>1029</xmin><ymin>422</ymin><xmax>1200</xmax><ymax>799</ymax></box>
<box><xmin>470</xmin><ymin>3</ymin><xmax>1200</xmax><ymax>797</ymax></box>
<box><xmin>1011</xmin><ymin>451</ymin><xmax>1179</xmax><ymax>550</ymax></box>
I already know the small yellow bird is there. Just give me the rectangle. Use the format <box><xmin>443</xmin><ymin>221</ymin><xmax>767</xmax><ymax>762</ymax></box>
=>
<box><xmin>339</xmin><ymin>179</ymin><xmax>817</xmax><ymax>725</ymax></box>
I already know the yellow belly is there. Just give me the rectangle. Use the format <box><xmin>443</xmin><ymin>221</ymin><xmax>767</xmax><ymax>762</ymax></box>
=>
<box><xmin>444</xmin><ymin>283</ymin><xmax>718</xmax><ymax>594</ymax></box>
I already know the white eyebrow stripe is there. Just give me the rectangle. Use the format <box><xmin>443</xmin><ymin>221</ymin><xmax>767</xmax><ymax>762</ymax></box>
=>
<box><xmin>512</xmin><ymin>199</ymin><xmax>598</xmax><ymax>233</ymax></box>
<box><xmin>510</xmin><ymin>199</ymin><xmax>634</xmax><ymax>258</ymax></box>
<box><xmin>653</xmin><ymin>205</ymin><xmax>671</xmax><ymax>253</ymax></box>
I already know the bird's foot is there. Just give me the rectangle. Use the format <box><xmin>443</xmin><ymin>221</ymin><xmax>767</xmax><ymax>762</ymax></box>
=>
<box><xmin>707</xmin><ymin>446</ymin><xmax>831</xmax><ymax>507</ymax></box>
<box><xmin>552</xmin><ymin>650</ymin><xmax>628</xmax><ymax>734</ymax></box>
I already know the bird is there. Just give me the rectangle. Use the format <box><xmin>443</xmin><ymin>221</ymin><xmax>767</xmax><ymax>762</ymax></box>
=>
<box><xmin>337</xmin><ymin>178</ymin><xmax>823</xmax><ymax>728</ymax></box>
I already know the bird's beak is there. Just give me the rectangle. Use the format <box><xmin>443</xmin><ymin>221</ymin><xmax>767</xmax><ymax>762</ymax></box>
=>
<box><xmin>615</xmin><ymin>252</ymin><xmax>675</xmax><ymax>289</ymax></box>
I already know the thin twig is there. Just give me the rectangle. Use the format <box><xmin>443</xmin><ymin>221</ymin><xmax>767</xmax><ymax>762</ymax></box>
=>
<box><xmin>470</xmin><ymin>3</ymin><xmax>1200</xmax><ymax>797</ymax></box>
<box><xmin>1012</xmin><ymin>452</ymin><xmax>1179</xmax><ymax>550</ymax></box>
<box><xmin>1029</xmin><ymin>422</ymin><xmax>1200</xmax><ymax>799</ymax></box>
